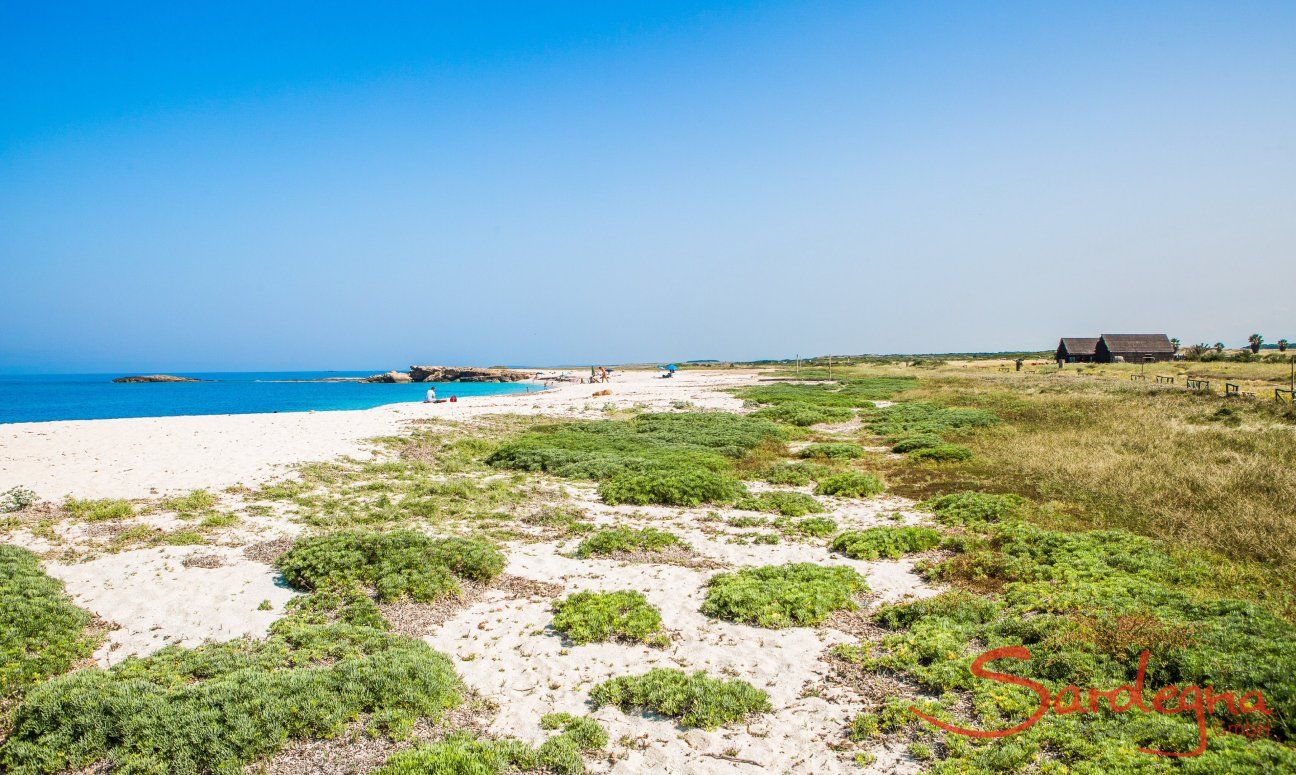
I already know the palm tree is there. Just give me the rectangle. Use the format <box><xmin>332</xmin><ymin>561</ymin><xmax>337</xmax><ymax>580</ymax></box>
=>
<box><xmin>1214</xmin><ymin>342</ymin><xmax>1225</xmax><ymax>352</ymax></box>
<box><xmin>1170</xmin><ymin>337</ymin><xmax>1181</xmax><ymax>352</ymax></box>
<box><xmin>1248</xmin><ymin>333</ymin><xmax>1264</xmax><ymax>354</ymax></box>
<box><xmin>1279</xmin><ymin>339</ymin><xmax>1289</xmax><ymax>353</ymax></box>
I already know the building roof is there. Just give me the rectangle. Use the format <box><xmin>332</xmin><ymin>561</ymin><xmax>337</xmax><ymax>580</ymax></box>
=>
<box><xmin>1098</xmin><ymin>334</ymin><xmax>1175</xmax><ymax>353</ymax></box>
<box><xmin>1058</xmin><ymin>337</ymin><xmax>1100</xmax><ymax>355</ymax></box>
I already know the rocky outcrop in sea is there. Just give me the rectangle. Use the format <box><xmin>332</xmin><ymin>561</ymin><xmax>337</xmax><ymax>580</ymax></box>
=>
<box><xmin>111</xmin><ymin>375</ymin><xmax>204</xmax><ymax>383</ymax></box>
<box><xmin>363</xmin><ymin>366</ymin><xmax>530</xmax><ymax>383</ymax></box>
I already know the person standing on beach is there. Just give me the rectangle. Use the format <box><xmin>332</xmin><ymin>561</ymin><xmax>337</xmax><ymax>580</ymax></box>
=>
<box><xmin>424</xmin><ymin>386</ymin><xmax>436</xmax><ymax>403</ymax></box>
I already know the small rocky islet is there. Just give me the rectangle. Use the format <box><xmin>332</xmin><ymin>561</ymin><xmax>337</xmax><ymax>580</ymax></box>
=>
<box><xmin>110</xmin><ymin>374</ymin><xmax>205</xmax><ymax>383</ymax></box>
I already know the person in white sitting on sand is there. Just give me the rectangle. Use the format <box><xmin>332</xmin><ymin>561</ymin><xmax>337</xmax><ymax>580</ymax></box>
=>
<box><xmin>424</xmin><ymin>387</ymin><xmax>436</xmax><ymax>403</ymax></box>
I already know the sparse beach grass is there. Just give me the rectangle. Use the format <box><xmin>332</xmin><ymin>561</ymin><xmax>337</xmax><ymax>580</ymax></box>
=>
<box><xmin>61</xmin><ymin>497</ymin><xmax>133</xmax><ymax>521</ymax></box>
<box><xmin>573</xmin><ymin>526</ymin><xmax>686</xmax><ymax>558</ymax></box>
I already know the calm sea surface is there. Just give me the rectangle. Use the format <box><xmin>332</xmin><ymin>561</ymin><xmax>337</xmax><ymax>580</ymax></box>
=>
<box><xmin>0</xmin><ymin>372</ymin><xmax>541</xmax><ymax>424</ymax></box>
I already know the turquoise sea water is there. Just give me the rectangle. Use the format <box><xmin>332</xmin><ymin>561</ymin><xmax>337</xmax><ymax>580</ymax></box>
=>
<box><xmin>0</xmin><ymin>372</ymin><xmax>541</xmax><ymax>424</ymax></box>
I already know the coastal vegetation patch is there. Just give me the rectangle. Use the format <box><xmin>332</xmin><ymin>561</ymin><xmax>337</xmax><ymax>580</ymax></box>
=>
<box><xmin>837</xmin><ymin>496</ymin><xmax>1296</xmax><ymax>770</ymax></box>
<box><xmin>238</xmin><ymin>420</ymin><xmax>548</xmax><ymax>536</ymax></box>
<box><xmin>61</xmin><ymin>497</ymin><xmax>133</xmax><ymax>521</ymax></box>
<box><xmin>798</xmin><ymin>442</ymin><xmax>866</xmax><ymax>460</ymax></box>
<box><xmin>276</xmin><ymin>529</ymin><xmax>505</xmax><ymax>602</ymax></box>
<box><xmin>0</xmin><ymin>546</ymin><xmax>99</xmax><ymax>699</ymax></box>
<box><xmin>550</xmin><ymin>591</ymin><xmax>667</xmax><ymax>646</ymax></box>
<box><xmin>158</xmin><ymin>489</ymin><xmax>218</xmax><ymax>516</ymax></box>
<box><xmin>814</xmin><ymin>471</ymin><xmax>885</xmax><ymax>498</ymax></box>
<box><xmin>860</xmin><ymin>401</ymin><xmax>999</xmax><ymax>439</ymax></box>
<box><xmin>751</xmin><ymin>403</ymin><xmax>855</xmax><ymax>426</ymax></box>
<box><xmin>889</xmin><ymin>432</ymin><xmax>944</xmax><ymax>453</ymax></box>
<box><xmin>589</xmin><ymin>668</ymin><xmax>771</xmax><ymax>730</ymax></box>
<box><xmin>0</xmin><ymin>487</ymin><xmax>37</xmax><ymax>514</ymax></box>
<box><xmin>573</xmin><ymin>526</ymin><xmax>686</xmax><ymax>558</ymax></box>
<box><xmin>0</xmin><ymin>602</ymin><xmax>463</xmax><ymax>774</ymax></box>
<box><xmin>376</xmin><ymin>718</ymin><xmax>606</xmax><ymax>775</ymax></box>
<box><xmin>832</xmin><ymin>526</ymin><xmax>942</xmax><ymax>560</ymax></box>
<box><xmin>736</xmin><ymin>377</ymin><xmax>916</xmax><ymax>428</ymax></box>
<box><xmin>786</xmin><ymin>515</ymin><xmax>838</xmax><ymax>538</ymax></box>
<box><xmin>486</xmin><ymin>412</ymin><xmax>785</xmax><ymax>506</ymax></box>
<box><xmin>734</xmin><ymin>490</ymin><xmax>825</xmax><ymax>517</ymax></box>
<box><xmin>909</xmin><ymin>443</ymin><xmax>973</xmax><ymax>462</ymax></box>
<box><xmin>922</xmin><ymin>492</ymin><xmax>1025</xmax><ymax>526</ymax></box>
<box><xmin>539</xmin><ymin>712</ymin><xmax>609</xmax><ymax>750</ymax></box>
<box><xmin>758</xmin><ymin>461</ymin><xmax>832</xmax><ymax>486</ymax></box>
<box><xmin>701</xmin><ymin>563</ymin><xmax>868</xmax><ymax>628</ymax></box>
<box><xmin>737</xmin><ymin>377</ymin><xmax>917</xmax><ymax>410</ymax></box>
<box><xmin>872</xmin><ymin>375</ymin><xmax>1296</xmax><ymax>572</ymax></box>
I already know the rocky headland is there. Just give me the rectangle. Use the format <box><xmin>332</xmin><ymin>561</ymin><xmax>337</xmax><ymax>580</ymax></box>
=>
<box><xmin>364</xmin><ymin>366</ymin><xmax>531</xmax><ymax>383</ymax></box>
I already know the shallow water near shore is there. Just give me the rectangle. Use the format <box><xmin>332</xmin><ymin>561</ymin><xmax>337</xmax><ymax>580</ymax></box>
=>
<box><xmin>0</xmin><ymin>371</ymin><xmax>541</xmax><ymax>424</ymax></box>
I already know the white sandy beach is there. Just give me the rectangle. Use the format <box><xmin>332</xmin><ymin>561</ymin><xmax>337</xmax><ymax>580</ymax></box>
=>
<box><xmin>0</xmin><ymin>369</ymin><xmax>753</xmax><ymax>500</ymax></box>
<box><xmin>0</xmin><ymin>368</ymin><xmax>931</xmax><ymax>774</ymax></box>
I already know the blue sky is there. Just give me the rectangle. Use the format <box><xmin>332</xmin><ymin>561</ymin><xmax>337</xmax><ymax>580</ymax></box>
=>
<box><xmin>2</xmin><ymin>1</ymin><xmax>1293</xmax><ymax>372</ymax></box>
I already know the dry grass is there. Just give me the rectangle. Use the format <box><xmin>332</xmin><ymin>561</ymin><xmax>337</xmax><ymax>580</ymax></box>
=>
<box><xmin>841</xmin><ymin>366</ymin><xmax>1296</xmax><ymax>575</ymax></box>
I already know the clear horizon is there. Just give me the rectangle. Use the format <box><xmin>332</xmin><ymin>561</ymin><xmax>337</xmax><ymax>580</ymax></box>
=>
<box><xmin>3</xmin><ymin>2</ymin><xmax>1293</xmax><ymax>373</ymax></box>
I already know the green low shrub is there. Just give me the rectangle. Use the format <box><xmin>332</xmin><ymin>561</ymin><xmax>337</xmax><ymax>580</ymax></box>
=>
<box><xmin>751</xmin><ymin>402</ymin><xmax>855</xmax><ymax>426</ymax></box>
<box><xmin>799</xmin><ymin>443</ymin><xmax>865</xmax><ymax>460</ymax></box>
<box><xmin>1</xmin><ymin>486</ymin><xmax>37</xmax><ymax>513</ymax></box>
<box><xmin>539</xmin><ymin>713</ymin><xmax>609</xmax><ymax>756</ymax></box>
<box><xmin>275</xmin><ymin>530</ymin><xmax>505</xmax><ymax>602</ymax></box>
<box><xmin>889</xmin><ymin>433</ymin><xmax>943</xmax><ymax>453</ymax></box>
<box><xmin>850</xmin><ymin>494</ymin><xmax>1296</xmax><ymax>770</ymax></box>
<box><xmin>921</xmin><ymin>492</ymin><xmax>1024</xmax><ymax>526</ymax></box>
<box><xmin>758</xmin><ymin>461</ymin><xmax>832</xmax><ymax>486</ymax></box>
<box><xmin>701</xmin><ymin>563</ymin><xmax>868</xmax><ymax>627</ymax></box>
<box><xmin>284</xmin><ymin>584</ymin><xmax>389</xmax><ymax>630</ymax></box>
<box><xmin>791</xmin><ymin>516</ymin><xmax>838</xmax><ymax>537</ymax></box>
<box><xmin>0</xmin><ymin>546</ymin><xmax>98</xmax><ymax>698</ymax></box>
<box><xmin>376</xmin><ymin>733</ymin><xmax>535</xmax><ymax>775</ymax></box>
<box><xmin>599</xmin><ymin>468</ymin><xmax>745</xmax><ymax>507</ymax></box>
<box><xmin>862</xmin><ymin>401</ymin><xmax>997</xmax><ymax>438</ymax></box>
<box><xmin>734</xmin><ymin>490</ymin><xmax>825</xmax><ymax>517</ymax></box>
<box><xmin>910</xmin><ymin>443</ymin><xmax>972</xmax><ymax>462</ymax></box>
<box><xmin>590</xmin><ymin>668</ymin><xmax>771</xmax><ymax>729</ymax></box>
<box><xmin>2</xmin><ymin>607</ymin><xmax>463</xmax><ymax>774</ymax></box>
<box><xmin>487</xmin><ymin>412</ymin><xmax>784</xmax><ymax>507</ymax></box>
<box><xmin>832</xmin><ymin>526</ymin><xmax>942</xmax><ymax>560</ymax></box>
<box><xmin>815</xmin><ymin>471</ymin><xmax>884</xmax><ymax>498</ymax></box>
<box><xmin>376</xmin><ymin>720</ymin><xmax>604</xmax><ymax>775</ymax></box>
<box><xmin>550</xmin><ymin>591</ymin><xmax>665</xmax><ymax>646</ymax></box>
<box><xmin>62</xmin><ymin>497</ymin><xmax>133</xmax><ymax>521</ymax></box>
<box><xmin>574</xmin><ymin>527</ymin><xmax>686</xmax><ymax>558</ymax></box>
